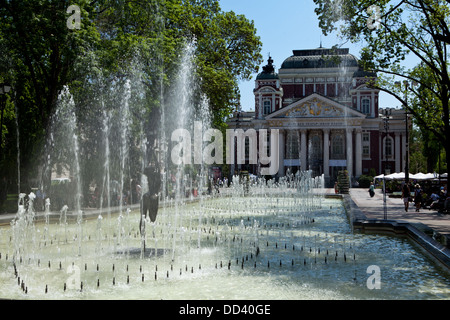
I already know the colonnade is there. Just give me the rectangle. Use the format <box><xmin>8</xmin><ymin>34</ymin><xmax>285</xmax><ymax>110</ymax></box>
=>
<box><xmin>277</xmin><ymin>128</ymin><xmax>362</xmax><ymax>179</ymax></box>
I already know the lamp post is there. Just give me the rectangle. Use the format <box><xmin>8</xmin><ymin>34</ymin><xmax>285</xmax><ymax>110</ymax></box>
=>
<box><xmin>395</xmin><ymin>80</ymin><xmax>417</xmax><ymax>185</ymax></box>
<box><xmin>381</xmin><ymin>108</ymin><xmax>392</xmax><ymax>173</ymax></box>
<box><xmin>235</xmin><ymin>111</ymin><xmax>241</xmax><ymax>176</ymax></box>
<box><xmin>0</xmin><ymin>83</ymin><xmax>12</xmax><ymax>162</ymax></box>
<box><xmin>404</xmin><ymin>108</ymin><xmax>410</xmax><ymax>185</ymax></box>
<box><xmin>402</xmin><ymin>80</ymin><xmax>411</xmax><ymax>185</ymax></box>
<box><xmin>381</xmin><ymin>107</ymin><xmax>392</xmax><ymax>220</ymax></box>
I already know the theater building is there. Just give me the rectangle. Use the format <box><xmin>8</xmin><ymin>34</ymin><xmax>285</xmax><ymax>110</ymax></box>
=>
<box><xmin>227</xmin><ymin>48</ymin><xmax>409</xmax><ymax>186</ymax></box>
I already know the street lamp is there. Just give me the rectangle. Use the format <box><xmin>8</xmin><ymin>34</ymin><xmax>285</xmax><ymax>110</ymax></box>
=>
<box><xmin>235</xmin><ymin>111</ymin><xmax>241</xmax><ymax>176</ymax></box>
<box><xmin>381</xmin><ymin>107</ymin><xmax>393</xmax><ymax>220</ymax></box>
<box><xmin>395</xmin><ymin>80</ymin><xmax>417</xmax><ymax>185</ymax></box>
<box><xmin>381</xmin><ymin>107</ymin><xmax>392</xmax><ymax>173</ymax></box>
<box><xmin>0</xmin><ymin>83</ymin><xmax>12</xmax><ymax>162</ymax></box>
<box><xmin>404</xmin><ymin>108</ymin><xmax>410</xmax><ymax>185</ymax></box>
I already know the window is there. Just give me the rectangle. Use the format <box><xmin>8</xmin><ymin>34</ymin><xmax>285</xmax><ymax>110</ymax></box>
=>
<box><xmin>361</xmin><ymin>98</ymin><xmax>371</xmax><ymax>114</ymax></box>
<box><xmin>384</xmin><ymin>136</ymin><xmax>393</xmax><ymax>158</ymax></box>
<box><xmin>286</xmin><ymin>132</ymin><xmax>300</xmax><ymax>159</ymax></box>
<box><xmin>363</xmin><ymin>146</ymin><xmax>370</xmax><ymax>157</ymax></box>
<box><xmin>332</xmin><ymin>134</ymin><xmax>345</xmax><ymax>159</ymax></box>
<box><xmin>363</xmin><ymin>133</ymin><xmax>370</xmax><ymax>142</ymax></box>
<box><xmin>266</xmin><ymin>132</ymin><xmax>271</xmax><ymax>155</ymax></box>
<box><xmin>362</xmin><ymin>133</ymin><xmax>370</xmax><ymax>158</ymax></box>
<box><xmin>311</xmin><ymin>135</ymin><xmax>321</xmax><ymax>157</ymax></box>
<box><xmin>263</xmin><ymin>100</ymin><xmax>271</xmax><ymax>115</ymax></box>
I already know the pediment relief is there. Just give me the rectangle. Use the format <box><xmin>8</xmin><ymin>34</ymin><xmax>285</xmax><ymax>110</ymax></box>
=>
<box><xmin>267</xmin><ymin>94</ymin><xmax>365</xmax><ymax>119</ymax></box>
<box><xmin>285</xmin><ymin>98</ymin><xmax>344</xmax><ymax>117</ymax></box>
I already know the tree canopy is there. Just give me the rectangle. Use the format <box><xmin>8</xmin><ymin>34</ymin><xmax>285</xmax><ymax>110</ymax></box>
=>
<box><xmin>314</xmin><ymin>0</ymin><xmax>450</xmax><ymax>180</ymax></box>
<box><xmin>0</xmin><ymin>0</ymin><xmax>262</xmax><ymax>197</ymax></box>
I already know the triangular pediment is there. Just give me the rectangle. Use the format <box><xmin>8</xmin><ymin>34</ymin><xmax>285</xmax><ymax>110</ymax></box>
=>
<box><xmin>266</xmin><ymin>93</ymin><xmax>365</xmax><ymax>119</ymax></box>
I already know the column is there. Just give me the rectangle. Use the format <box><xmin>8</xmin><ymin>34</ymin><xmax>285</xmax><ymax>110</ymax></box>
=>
<box><xmin>278</xmin><ymin>130</ymin><xmax>285</xmax><ymax>177</ymax></box>
<box><xmin>346</xmin><ymin>128</ymin><xmax>353</xmax><ymax>179</ymax></box>
<box><xmin>323</xmin><ymin>129</ymin><xmax>330</xmax><ymax>178</ymax></box>
<box><xmin>258</xmin><ymin>94</ymin><xmax>263</xmax><ymax>118</ymax></box>
<box><xmin>395</xmin><ymin>132</ymin><xmax>401</xmax><ymax>173</ymax></box>
<box><xmin>355</xmin><ymin>129</ymin><xmax>362</xmax><ymax>177</ymax></box>
<box><xmin>272</xmin><ymin>94</ymin><xmax>276</xmax><ymax>113</ymax></box>
<box><xmin>371</xmin><ymin>91</ymin><xmax>375</xmax><ymax>117</ymax></box>
<box><xmin>402</xmin><ymin>133</ymin><xmax>407</xmax><ymax>173</ymax></box>
<box><xmin>300</xmin><ymin>129</ymin><xmax>307</xmax><ymax>172</ymax></box>
<box><xmin>357</xmin><ymin>91</ymin><xmax>361</xmax><ymax>111</ymax></box>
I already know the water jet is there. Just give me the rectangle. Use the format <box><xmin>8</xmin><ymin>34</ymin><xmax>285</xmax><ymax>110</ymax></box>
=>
<box><xmin>0</xmin><ymin>41</ymin><xmax>448</xmax><ymax>300</ymax></box>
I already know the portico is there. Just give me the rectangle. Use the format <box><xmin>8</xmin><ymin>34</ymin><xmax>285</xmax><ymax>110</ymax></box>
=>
<box><xmin>265</xmin><ymin>94</ymin><xmax>364</xmax><ymax>184</ymax></box>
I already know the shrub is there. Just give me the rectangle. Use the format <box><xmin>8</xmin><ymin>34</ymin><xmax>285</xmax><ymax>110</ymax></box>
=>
<box><xmin>358</xmin><ymin>175</ymin><xmax>373</xmax><ymax>188</ymax></box>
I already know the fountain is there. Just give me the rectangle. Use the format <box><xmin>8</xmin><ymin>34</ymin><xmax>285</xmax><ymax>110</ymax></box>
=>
<box><xmin>0</xmin><ymin>41</ymin><xmax>449</xmax><ymax>300</ymax></box>
<box><xmin>1</xmin><ymin>179</ymin><xmax>449</xmax><ymax>300</ymax></box>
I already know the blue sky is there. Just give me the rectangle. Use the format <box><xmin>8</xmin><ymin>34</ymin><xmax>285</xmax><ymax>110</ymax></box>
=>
<box><xmin>219</xmin><ymin>0</ymin><xmax>401</xmax><ymax>111</ymax></box>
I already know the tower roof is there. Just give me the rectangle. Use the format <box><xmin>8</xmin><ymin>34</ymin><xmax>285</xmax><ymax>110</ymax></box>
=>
<box><xmin>256</xmin><ymin>56</ymin><xmax>279</xmax><ymax>80</ymax></box>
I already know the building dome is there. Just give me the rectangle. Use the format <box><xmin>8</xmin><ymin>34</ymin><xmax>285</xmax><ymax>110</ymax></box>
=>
<box><xmin>256</xmin><ymin>56</ymin><xmax>279</xmax><ymax>80</ymax></box>
<box><xmin>280</xmin><ymin>48</ymin><xmax>358</xmax><ymax>69</ymax></box>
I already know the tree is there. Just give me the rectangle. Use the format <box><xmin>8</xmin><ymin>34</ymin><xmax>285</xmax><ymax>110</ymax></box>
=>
<box><xmin>0</xmin><ymin>0</ymin><xmax>102</xmax><ymax>191</ymax></box>
<box><xmin>314</xmin><ymin>0</ymin><xmax>450</xmax><ymax>187</ymax></box>
<box><xmin>409</xmin><ymin>63</ymin><xmax>445</xmax><ymax>173</ymax></box>
<box><xmin>409</xmin><ymin>126</ymin><xmax>428</xmax><ymax>173</ymax></box>
<box><xmin>0</xmin><ymin>0</ymin><xmax>262</xmax><ymax>203</ymax></box>
<box><xmin>159</xmin><ymin>0</ymin><xmax>262</xmax><ymax>129</ymax></box>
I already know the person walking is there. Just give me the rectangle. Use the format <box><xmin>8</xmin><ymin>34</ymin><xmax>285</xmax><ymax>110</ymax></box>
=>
<box><xmin>369</xmin><ymin>182</ymin><xmax>375</xmax><ymax>198</ymax></box>
<box><xmin>401</xmin><ymin>183</ymin><xmax>410</xmax><ymax>212</ymax></box>
<box><xmin>414</xmin><ymin>184</ymin><xmax>422</xmax><ymax>212</ymax></box>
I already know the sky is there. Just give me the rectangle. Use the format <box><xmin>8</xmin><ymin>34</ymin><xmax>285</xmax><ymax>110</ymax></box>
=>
<box><xmin>218</xmin><ymin>0</ymin><xmax>402</xmax><ymax>111</ymax></box>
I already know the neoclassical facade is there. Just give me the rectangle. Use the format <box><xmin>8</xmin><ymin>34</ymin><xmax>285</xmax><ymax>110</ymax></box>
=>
<box><xmin>227</xmin><ymin>48</ymin><xmax>409</xmax><ymax>186</ymax></box>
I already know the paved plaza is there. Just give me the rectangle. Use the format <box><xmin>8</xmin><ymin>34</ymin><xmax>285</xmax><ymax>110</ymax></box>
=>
<box><xmin>347</xmin><ymin>188</ymin><xmax>450</xmax><ymax>236</ymax></box>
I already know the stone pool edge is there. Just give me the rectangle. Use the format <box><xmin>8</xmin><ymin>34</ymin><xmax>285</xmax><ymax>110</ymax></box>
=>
<box><xmin>340</xmin><ymin>194</ymin><xmax>450</xmax><ymax>273</ymax></box>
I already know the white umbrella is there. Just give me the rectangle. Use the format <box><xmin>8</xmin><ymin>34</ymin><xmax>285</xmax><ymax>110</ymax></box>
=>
<box><xmin>385</xmin><ymin>172</ymin><xmax>405</xmax><ymax>180</ymax></box>
<box><xmin>410</xmin><ymin>173</ymin><xmax>435</xmax><ymax>180</ymax></box>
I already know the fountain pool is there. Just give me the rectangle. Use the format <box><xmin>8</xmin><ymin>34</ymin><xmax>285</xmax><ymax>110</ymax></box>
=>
<box><xmin>1</xmin><ymin>186</ymin><xmax>449</xmax><ymax>300</ymax></box>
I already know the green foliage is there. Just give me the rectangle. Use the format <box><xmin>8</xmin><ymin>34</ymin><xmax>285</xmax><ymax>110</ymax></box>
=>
<box><xmin>313</xmin><ymin>0</ymin><xmax>450</xmax><ymax>187</ymax></box>
<box><xmin>358</xmin><ymin>174</ymin><xmax>373</xmax><ymax>188</ymax></box>
<box><xmin>0</xmin><ymin>0</ymin><xmax>262</xmax><ymax>195</ymax></box>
